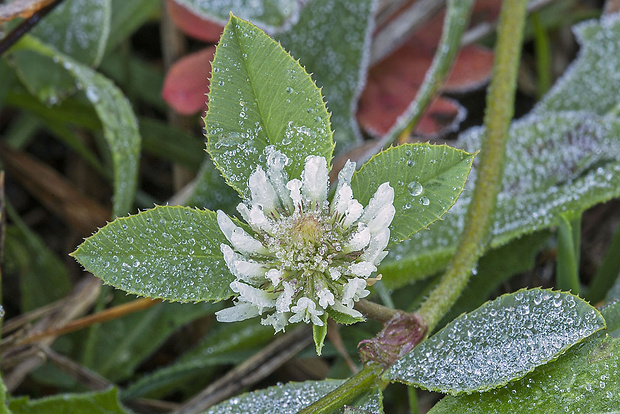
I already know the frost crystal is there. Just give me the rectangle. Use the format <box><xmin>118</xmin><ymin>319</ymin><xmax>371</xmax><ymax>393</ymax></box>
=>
<box><xmin>215</xmin><ymin>151</ymin><xmax>395</xmax><ymax>331</ymax></box>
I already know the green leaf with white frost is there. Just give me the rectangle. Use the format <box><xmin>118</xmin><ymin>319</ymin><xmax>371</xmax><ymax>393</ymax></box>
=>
<box><xmin>72</xmin><ymin>206</ymin><xmax>233</xmax><ymax>302</ymax></box>
<box><xmin>204</xmin><ymin>379</ymin><xmax>383</xmax><ymax>414</ymax></box>
<box><xmin>429</xmin><ymin>333</ymin><xmax>620</xmax><ymax>413</ymax></box>
<box><xmin>13</xmin><ymin>36</ymin><xmax>141</xmax><ymax>217</ymax></box>
<box><xmin>9</xmin><ymin>388</ymin><xmax>127</xmax><ymax>414</ymax></box>
<box><xmin>173</xmin><ymin>0</ymin><xmax>301</xmax><ymax>33</ymax></box>
<box><xmin>205</xmin><ymin>15</ymin><xmax>334</xmax><ymax>196</ymax></box>
<box><xmin>384</xmin><ymin>289</ymin><xmax>606</xmax><ymax>394</ymax></box>
<box><xmin>31</xmin><ymin>0</ymin><xmax>111</xmax><ymax>66</ymax></box>
<box><xmin>350</xmin><ymin>143</ymin><xmax>475</xmax><ymax>246</ymax></box>
<box><xmin>380</xmin><ymin>112</ymin><xmax>620</xmax><ymax>287</ymax></box>
<box><xmin>534</xmin><ymin>14</ymin><xmax>620</xmax><ymax>115</ymax></box>
<box><xmin>277</xmin><ymin>0</ymin><xmax>375</xmax><ymax>153</ymax></box>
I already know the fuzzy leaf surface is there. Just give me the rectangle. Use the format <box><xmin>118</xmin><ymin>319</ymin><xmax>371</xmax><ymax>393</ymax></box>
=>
<box><xmin>72</xmin><ymin>206</ymin><xmax>233</xmax><ymax>302</ymax></box>
<box><xmin>535</xmin><ymin>14</ymin><xmax>620</xmax><ymax>115</ymax></box>
<box><xmin>351</xmin><ymin>143</ymin><xmax>475</xmax><ymax>245</ymax></box>
<box><xmin>205</xmin><ymin>15</ymin><xmax>333</xmax><ymax>195</ymax></box>
<box><xmin>31</xmin><ymin>0</ymin><xmax>110</xmax><ymax>66</ymax></box>
<box><xmin>204</xmin><ymin>379</ymin><xmax>383</xmax><ymax>413</ymax></box>
<box><xmin>385</xmin><ymin>289</ymin><xmax>605</xmax><ymax>394</ymax></box>
<box><xmin>382</xmin><ymin>112</ymin><xmax>620</xmax><ymax>287</ymax></box>
<box><xmin>429</xmin><ymin>334</ymin><xmax>620</xmax><ymax>413</ymax></box>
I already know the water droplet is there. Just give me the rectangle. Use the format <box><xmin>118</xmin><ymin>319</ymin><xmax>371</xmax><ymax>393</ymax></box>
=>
<box><xmin>408</xmin><ymin>181</ymin><xmax>423</xmax><ymax>196</ymax></box>
<box><xmin>420</xmin><ymin>197</ymin><xmax>430</xmax><ymax>206</ymax></box>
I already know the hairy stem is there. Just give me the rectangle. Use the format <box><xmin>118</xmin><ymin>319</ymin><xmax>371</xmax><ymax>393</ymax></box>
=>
<box><xmin>418</xmin><ymin>0</ymin><xmax>529</xmax><ymax>333</ymax></box>
<box><xmin>298</xmin><ymin>363</ymin><xmax>385</xmax><ymax>414</ymax></box>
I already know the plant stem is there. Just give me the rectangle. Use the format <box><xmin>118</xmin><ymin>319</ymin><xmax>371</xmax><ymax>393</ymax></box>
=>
<box><xmin>355</xmin><ymin>299</ymin><xmax>401</xmax><ymax>324</ymax></box>
<box><xmin>298</xmin><ymin>363</ymin><xmax>385</xmax><ymax>414</ymax></box>
<box><xmin>557</xmin><ymin>212</ymin><xmax>581</xmax><ymax>294</ymax></box>
<box><xmin>418</xmin><ymin>0</ymin><xmax>529</xmax><ymax>333</ymax></box>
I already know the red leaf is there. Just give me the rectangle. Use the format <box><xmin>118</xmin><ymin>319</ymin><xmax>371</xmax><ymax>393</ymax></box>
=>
<box><xmin>162</xmin><ymin>46</ymin><xmax>215</xmax><ymax>115</ymax></box>
<box><xmin>167</xmin><ymin>0</ymin><xmax>224</xmax><ymax>43</ymax></box>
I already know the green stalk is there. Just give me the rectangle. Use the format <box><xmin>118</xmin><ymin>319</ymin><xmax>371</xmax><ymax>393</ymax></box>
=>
<box><xmin>298</xmin><ymin>363</ymin><xmax>385</xmax><ymax>414</ymax></box>
<box><xmin>418</xmin><ymin>0</ymin><xmax>529</xmax><ymax>333</ymax></box>
<box><xmin>359</xmin><ymin>0</ymin><xmax>475</xmax><ymax>163</ymax></box>
<box><xmin>556</xmin><ymin>212</ymin><xmax>581</xmax><ymax>294</ymax></box>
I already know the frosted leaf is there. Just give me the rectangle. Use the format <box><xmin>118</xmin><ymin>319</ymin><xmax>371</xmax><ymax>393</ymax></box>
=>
<box><xmin>173</xmin><ymin>0</ymin><xmax>301</xmax><ymax>33</ymax></box>
<box><xmin>277</xmin><ymin>0</ymin><xmax>376</xmax><ymax>153</ymax></box>
<box><xmin>204</xmin><ymin>379</ymin><xmax>384</xmax><ymax>414</ymax></box>
<box><xmin>382</xmin><ymin>112</ymin><xmax>620</xmax><ymax>287</ymax></box>
<box><xmin>31</xmin><ymin>0</ymin><xmax>110</xmax><ymax>66</ymax></box>
<box><xmin>535</xmin><ymin>14</ymin><xmax>620</xmax><ymax>115</ymax></box>
<box><xmin>350</xmin><ymin>143</ymin><xmax>475</xmax><ymax>246</ymax></box>
<box><xmin>385</xmin><ymin>289</ymin><xmax>606</xmax><ymax>394</ymax></box>
<box><xmin>205</xmin><ymin>16</ymin><xmax>333</xmax><ymax>196</ymax></box>
<box><xmin>430</xmin><ymin>334</ymin><xmax>620</xmax><ymax>413</ymax></box>
<box><xmin>72</xmin><ymin>206</ymin><xmax>233</xmax><ymax>303</ymax></box>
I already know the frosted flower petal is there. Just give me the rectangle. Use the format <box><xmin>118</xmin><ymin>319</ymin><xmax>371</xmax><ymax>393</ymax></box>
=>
<box><xmin>216</xmin><ymin>302</ymin><xmax>260</xmax><ymax>322</ymax></box>
<box><xmin>249</xmin><ymin>166</ymin><xmax>279</xmax><ymax>213</ymax></box>
<box><xmin>301</xmin><ymin>156</ymin><xmax>328</xmax><ymax>205</ymax></box>
<box><xmin>217</xmin><ymin>151</ymin><xmax>395</xmax><ymax>334</ymax></box>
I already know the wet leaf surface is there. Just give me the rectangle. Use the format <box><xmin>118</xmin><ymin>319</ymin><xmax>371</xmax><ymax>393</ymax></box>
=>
<box><xmin>385</xmin><ymin>289</ymin><xmax>606</xmax><ymax>394</ymax></box>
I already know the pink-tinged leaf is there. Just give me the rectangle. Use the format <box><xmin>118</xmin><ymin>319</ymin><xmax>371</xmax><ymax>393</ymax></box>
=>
<box><xmin>443</xmin><ymin>45</ymin><xmax>494</xmax><ymax>92</ymax></box>
<box><xmin>417</xmin><ymin>97</ymin><xmax>465</xmax><ymax>137</ymax></box>
<box><xmin>162</xmin><ymin>46</ymin><xmax>215</xmax><ymax>115</ymax></box>
<box><xmin>168</xmin><ymin>0</ymin><xmax>223</xmax><ymax>43</ymax></box>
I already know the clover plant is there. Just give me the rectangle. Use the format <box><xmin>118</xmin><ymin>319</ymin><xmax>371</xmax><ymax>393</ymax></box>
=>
<box><xmin>72</xmin><ymin>14</ymin><xmax>475</xmax><ymax>355</ymax></box>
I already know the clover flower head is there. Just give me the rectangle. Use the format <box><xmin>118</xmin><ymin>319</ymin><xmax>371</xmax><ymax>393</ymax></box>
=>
<box><xmin>215</xmin><ymin>148</ymin><xmax>395</xmax><ymax>332</ymax></box>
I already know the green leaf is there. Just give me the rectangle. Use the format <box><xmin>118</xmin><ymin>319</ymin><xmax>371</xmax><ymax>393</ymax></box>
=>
<box><xmin>381</xmin><ymin>112</ymin><xmax>620</xmax><ymax>287</ymax></box>
<box><xmin>72</xmin><ymin>205</ymin><xmax>233</xmax><ymax>302</ymax></box>
<box><xmin>601</xmin><ymin>301</ymin><xmax>620</xmax><ymax>335</ymax></box>
<box><xmin>384</xmin><ymin>289</ymin><xmax>606</xmax><ymax>394</ymax></box>
<box><xmin>351</xmin><ymin>143</ymin><xmax>475</xmax><ymax>246</ymax></box>
<box><xmin>437</xmin><ymin>231</ymin><xmax>551</xmax><ymax>328</ymax></box>
<box><xmin>204</xmin><ymin>379</ymin><xmax>383</xmax><ymax>414</ymax></box>
<box><xmin>534</xmin><ymin>14</ymin><xmax>620</xmax><ymax>115</ymax></box>
<box><xmin>31</xmin><ymin>0</ymin><xmax>111</xmax><ymax>66</ymax></box>
<box><xmin>205</xmin><ymin>15</ymin><xmax>334</xmax><ymax>196</ymax></box>
<box><xmin>173</xmin><ymin>0</ymin><xmax>301</xmax><ymax>33</ymax></box>
<box><xmin>10</xmin><ymin>50</ymin><xmax>77</xmax><ymax>105</ymax></box>
<box><xmin>85</xmin><ymin>293</ymin><xmax>217</xmax><ymax>381</ymax></box>
<box><xmin>13</xmin><ymin>36</ymin><xmax>141</xmax><ymax>217</ymax></box>
<box><xmin>277</xmin><ymin>0</ymin><xmax>375</xmax><ymax>153</ymax></box>
<box><xmin>313</xmin><ymin>313</ymin><xmax>329</xmax><ymax>356</ymax></box>
<box><xmin>556</xmin><ymin>212</ymin><xmax>581</xmax><ymax>293</ymax></box>
<box><xmin>429</xmin><ymin>334</ymin><xmax>620</xmax><ymax>413</ymax></box>
<box><xmin>122</xmin><ymin>320</ymin><xmax>273</xmax><ymax>399</ymax></box>
<box><xmin>9</xmin><ymin>388</ymin><xmax>127</xmax><ymax>414</ymax></box>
